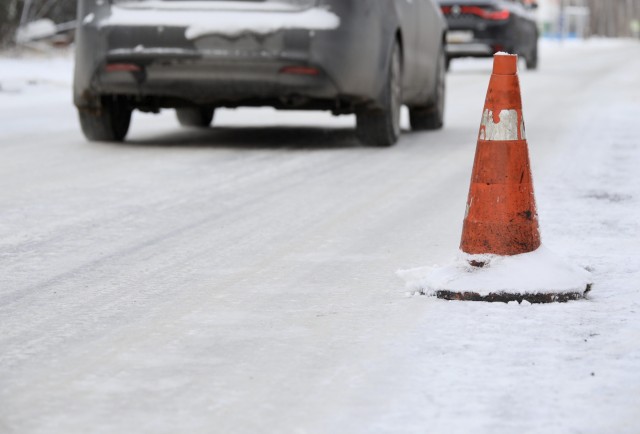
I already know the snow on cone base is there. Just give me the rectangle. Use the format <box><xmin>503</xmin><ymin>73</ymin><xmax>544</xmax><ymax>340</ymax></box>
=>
<box><xmin>398</xmin><ymin>247</ymin><xmax>592</xmax><ymax>304</ymax></box>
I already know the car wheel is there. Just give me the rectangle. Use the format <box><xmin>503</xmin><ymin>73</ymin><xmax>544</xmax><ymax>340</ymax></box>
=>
<box><xmin>409</xmin><ymin>46</ymin><xmax>446</xmax><ymax>131</ymax></box>
<box><xmin>176</xmin><ymin>107</ymin><xmax>215</xmax><ymax>128</ymax></box>
<box><xmin>526</xmin><ymin>41</ymin><xmax>538</xmax><ymax>70</ymax></box>
<box><xmin>356</xmin><ymin>40</ymin><xmax>402</xmax><ymax>147</ymax></box>
<box><xmin>78</xmin><ymin>96</ymin><xmax>132</xmax><ymax>142</ymax></box>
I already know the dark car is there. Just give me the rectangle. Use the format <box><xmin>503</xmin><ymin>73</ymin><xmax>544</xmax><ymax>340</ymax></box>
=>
<box><xmin>438</xmin><ymin>0</ymin><xmax>538</xmax><ymax>70</ymax></box>
<box><xmin>73</xmin><ymin>0</ymin><xmax>447</xmax><ymax>147</ymax></box>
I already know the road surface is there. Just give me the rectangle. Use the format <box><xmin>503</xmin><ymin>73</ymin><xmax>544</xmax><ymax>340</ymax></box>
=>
<box><xmin>1</xmin><ymin>40</ymin><xmax>639</xmax><ymax>433</ymax></box>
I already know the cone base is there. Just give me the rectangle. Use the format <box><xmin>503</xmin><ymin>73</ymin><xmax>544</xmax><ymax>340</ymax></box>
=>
<box><xmin>397</xmin><ymin>246</ymin><xmax>593</xmax><ymax>303</ymax></box>
<box><xmin>434</xmin><ymin>285</ymin><xmax>591</xmax><ymax>304</ymax></box>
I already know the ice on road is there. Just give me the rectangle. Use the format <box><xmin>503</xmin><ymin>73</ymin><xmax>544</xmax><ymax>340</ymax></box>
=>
<box><xmin>1</xmin><ymin>40</ymin><xmax>639</xmax><ymax>434</ymax></box>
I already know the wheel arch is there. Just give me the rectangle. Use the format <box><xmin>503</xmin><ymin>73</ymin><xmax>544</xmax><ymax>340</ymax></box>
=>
<box><xmin>365</xmin><ymin>27</ymin><xmax>403</xmax><ymax>110</ymax></box>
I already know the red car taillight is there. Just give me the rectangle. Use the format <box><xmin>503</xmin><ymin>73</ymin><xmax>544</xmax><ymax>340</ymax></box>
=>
<box><xmin>441</xmin><ymin>5</ymin><xmax>510</xmax><ymax>21</ymax></box>
<box><xmin>105</xmin><ymin>63</ymin><xmax>141</xmax><ymax>73</ymax></box>
<box><xmin>483</xmin><ymin>8</ymin><xmax>510</xmax><ymax>20</ymax></box>
<box><xmin>279</xmin><ymin>66</ymin><xmax>320</xmax><ymax>76</ymax></box>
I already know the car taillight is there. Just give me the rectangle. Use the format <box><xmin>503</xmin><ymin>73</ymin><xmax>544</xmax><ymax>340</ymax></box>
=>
<box><xmin>105</xmin><ymin>63</ymin><xmax>141</xmax><ymax>73</ymax></box>
<box><xmin>279</xmin><ymin>66</ymin><xmax>319</xmax><ymax>76</ymax></box>
<box><xmin>441</xmin><ymin>5</ymin><xmax>510</xmax><ymax>21</ymax></box>
<box><xmin>484</xmin><ymin>9</ymin><xmax>510</xmax><ymax>20</ymax></box>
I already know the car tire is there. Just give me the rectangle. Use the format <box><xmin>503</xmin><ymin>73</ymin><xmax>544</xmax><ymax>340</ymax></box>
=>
<box><xmin>526</xmin><ymin>41</ymin><xmax>538</xmax><ymax>70</ymax></box>
<box><xmin>176</xmin><ymin>107</ymin><xmax>215</xmax><ymax>128</ymax></box>
<box><xmin>409</xmin><ymin>47</ymin><xmax>446</xmax><ymax>131</ymax></box>
<box><xmin>356</xmin><ymin>41</ymin><xmax>402</xmax><ymax>147</ymax></box>
<box><xmin>78</xmin><ymin>96</ymin><xmax>132</xmax><ymax>142</ymax></box>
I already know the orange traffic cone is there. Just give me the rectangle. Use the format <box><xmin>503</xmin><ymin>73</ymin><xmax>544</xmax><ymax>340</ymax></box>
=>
<box><xmin>460</xmin><ymin>53</ymin><xmax>540</xmax><ymax>257</ymax></box>
<box><xmin>400</xmin><ymin>53</ymin><xmax>592</xmax><ymax>304</ymax></box>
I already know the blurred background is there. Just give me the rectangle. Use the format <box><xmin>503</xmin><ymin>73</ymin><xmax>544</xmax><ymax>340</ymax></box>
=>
<box><xmin>2</xmin><ymin>0</ymin><xmax>640</xmax><ymax>50</ymax></box>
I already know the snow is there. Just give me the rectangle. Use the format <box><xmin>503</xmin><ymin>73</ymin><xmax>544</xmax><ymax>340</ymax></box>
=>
<box><xmin>0</xmin><ymin>49</ymin><xmax>74</xmax><ymax>136</ymax></box>
<box><xmin>83</xmin><ymin>13</ymin><xmax>95</xmax><ymax>25</ymax></box>
<box><xmin>101</xmin><ymin>5</ymin><xmax>340</xmax><ymax>39</ymax></box>
<box><xmin>1</xmin><ymin>39</ymin><xmax>640</xmax><ymax>434</ymax></box>
<box><xmin>15</xmin><ymin>19</ymin><xmax>58</xmax><ymax>44</ymax></box>
<box><xmin>0</xmin><ymin>51</ymin><xmax>72</xmax><ymax>89</ymax></box>
<box><xmin>398</xmin><ymin>245</ymin><xmax>592</xmax><ymax>296</ymax></box>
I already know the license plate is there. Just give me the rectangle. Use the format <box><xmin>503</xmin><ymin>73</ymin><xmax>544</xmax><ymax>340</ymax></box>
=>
<box><xmin>446</xmin><ymin>31</ymin><xmax>474</xmax><ymax>43</ymax></box>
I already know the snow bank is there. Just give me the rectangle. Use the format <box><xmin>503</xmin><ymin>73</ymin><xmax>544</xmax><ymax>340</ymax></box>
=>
<box><xmin>102</xmin><ymin>5</ymin><xmax>340</xmax><ymax>39</ymax></box>
<box><xmin>15</xmin><ymin>19</ymin><xmax>58</xmax><ymax>44</ymax></box>
<box><xmin>398</xmin><ymin>245</ymin><xmax>592</xmax><ymax>297</ymax></box>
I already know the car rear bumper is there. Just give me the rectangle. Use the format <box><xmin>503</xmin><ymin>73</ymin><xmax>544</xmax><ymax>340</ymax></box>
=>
<box><xmin>443</xmin><ymin>17</ymin><xmax>516</xmax><ymax>58</ymax></box>
<box><xmin>94</xmin><ymin>49</ymin><xmax>341</xmax><ymax>107</ymax></box>
<box><xmin>445</xmin><ymin>42</ymin><xmax>494</xmax><ymax>56</ymax></box>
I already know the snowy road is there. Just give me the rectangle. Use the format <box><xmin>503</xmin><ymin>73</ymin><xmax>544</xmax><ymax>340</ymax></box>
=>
<box><xmin>1</xmin><ymin>40</ymin><xmax>640</xmax><ymax>434</ymax></box>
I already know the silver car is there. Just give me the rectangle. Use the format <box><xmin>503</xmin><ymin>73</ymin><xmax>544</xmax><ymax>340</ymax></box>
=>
<box><xmin>74</xmin><ymin>0</ymin><xmax>447</xmax><ymax>146</ymax></box>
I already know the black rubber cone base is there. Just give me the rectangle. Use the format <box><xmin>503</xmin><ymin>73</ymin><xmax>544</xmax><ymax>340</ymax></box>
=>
<box><xmin>433</xmin><ymin>284</ymin><xmax>592</xmax><ymax>304</ymax></box>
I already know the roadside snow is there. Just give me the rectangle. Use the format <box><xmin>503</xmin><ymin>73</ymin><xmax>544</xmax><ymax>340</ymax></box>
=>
<box><xmin>0</xmin><ymin>50</ymin><xmax>72</xmax><ymax>94</ymax></box>
<box><xmin>15</xmin><ymin>19</ymin><xmax>58</xmax><ymax>44</ymax></box>
<box><xmin>0</xmin><ymin>49</ymin><xmax>75</xmax><ymax>136</ymax></box>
